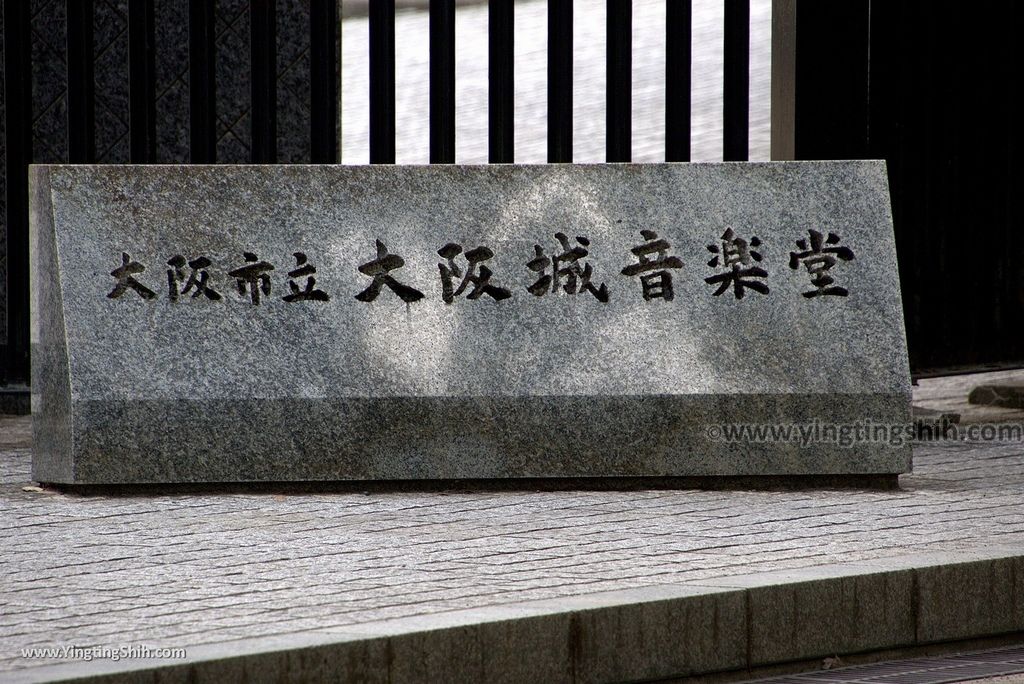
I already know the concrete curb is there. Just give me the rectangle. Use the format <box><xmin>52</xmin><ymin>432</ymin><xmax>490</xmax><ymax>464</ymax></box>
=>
<box><xmin>10</xmin><ymin>546</ymin><xmax>1024</xmax><ymax>684</ymax></box>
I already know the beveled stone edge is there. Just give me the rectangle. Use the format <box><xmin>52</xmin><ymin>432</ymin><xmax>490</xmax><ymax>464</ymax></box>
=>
<box><xmin>9</xmin><ymin>545</ymin><xmax>1024</xmax><ymax>684</ymax></box>
<box><xmin>28</xmin><ymin>165</ymin><xmax>74</xmax><ymax>483</ymax></box>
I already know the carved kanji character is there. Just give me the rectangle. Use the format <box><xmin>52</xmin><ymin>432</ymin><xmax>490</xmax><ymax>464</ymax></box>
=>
<box><xmin>789</xmin><ymin>229</ymin><xmax>855</xmax><ymax>297</ymax></box>
<box><xmin>527</xmin><ymin>232</ymin><xmax>609</xmax><ymax>302</ymax></box>
<box><xmin>283</xmin><ymin>252</ymin><xmax>330</xmax><ymax>303</ymax></box>
<box><xmin>355</xmin><ymin>240</ymin><xmax>425</xmax><ymax>303</ymax></box>
<box><xmin>437</xmin><ymin>243</ymin><xmax>511</xmax><ymax>304</ymax></box>
<box><xmin>228</xmin><ymin>252</ymin><xmax>274</xmax><ymax>305</ymax></box>
<box><xmin>705</xmin><ymin>228</ymin><xmax>769</xmax><ymax>299</ymax></box>
<box><xmin>107</xmin><ymin>252</ymin><xmax>157</xmax><ymax>300</ymax></box>
<box><xmin>621</xmin><ymin>230</ymin><xmax>684</xmax><ymax>301</ymax></box>
<box><xmin>167</xmin><ymin>255</ymin><xmax>221</xmax><ymax>301</ymax></box>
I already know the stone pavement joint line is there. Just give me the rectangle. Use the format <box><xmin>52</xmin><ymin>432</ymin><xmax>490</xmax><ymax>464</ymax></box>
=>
<box><xmin>2</xmin><ymin>414</ymin><xmax>1024</xmax><ymax>683</ymax></box>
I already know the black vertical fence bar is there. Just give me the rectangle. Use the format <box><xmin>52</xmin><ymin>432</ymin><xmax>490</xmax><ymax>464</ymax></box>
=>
<box><xmin>67</xmin><ymin>0</ymin><xmax>96</xmax><ymax>162</ymax></box>
<box><xmin>310</xmin><ymin>0</ymin><xmax>339</xmax><ymax>163</ymax></box>
<box><xmin>794</xmin><ymin>0</ymin><xmax>870</xmax><ymax>160</ymax></box>
<box><xmin>188</xmin><ymin>0</ymin><xmax>216</xmax><ymax>163</ymax></box>
<box><xmin>129</xmin><ymin>0</ymin><xmax>157</xmax><ymax>163</ymax></box>
<box><xmin>665</xmin><ymin>0</ymin><xmax>691</xmax><ymax>162</ymax></box>
<box><xmin>369</xmin><ymin>0</ymin><xmax>396</xmax><ymax>163</ymax></box>
<box><xmin>251</xmin><ymin>0</ymin><xmax>278</xmax><ymax>163</ymax></box>
<box><xmin>429</xmin><ymin>0</ymin><xmax>455</xmax><ymax>163</ymax></box>
<box><xmin>723</xmin><ymin>0</ymin><xmax>749</xmax><ymax>161</ymax></box>
<box><xmin>547</xmin><ymin>0</ymin><xmax>572</xmax><ymax>163</ymax></box>
<box><xmin>2</xmin><ymin>0</ymin><xmax>33</xmax><ymax>385</ymax></box>
<box><xmin>606</xmin><ymin>0</ymin><xmax>631</xmax><ymax>162</ymax></box>
<box><xmin>488</xmin><ymin>0</ymin><xmax>513</xmax><ymax>163</ymax></box>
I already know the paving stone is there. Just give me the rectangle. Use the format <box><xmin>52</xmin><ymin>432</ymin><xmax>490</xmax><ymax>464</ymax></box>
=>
<box><xmin>4</xmin><ymin>413</ymin><xmax>1024</xmax><ymax>680</ymax></box>
<box><xmin>968</xmin><ymin>383</ymin><xmax>1024</xmax><ymax>410</ymax></box>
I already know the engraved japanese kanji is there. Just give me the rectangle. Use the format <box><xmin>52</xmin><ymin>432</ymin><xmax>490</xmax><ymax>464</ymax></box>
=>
<box><xmin>527</xmin><ymin>232</ymin><xmax>609</xmax><ymax>302</ymax></box>
<box><xmin>167</xmin><ymin>255</ymin><xmax>221</xmax><ymax>301</ymax></box>
<box><xmin>437</xmin><ymin>243</ymin><xmax>511</xmax><ymax>304</ymax></box>
<box><xmin>789</xmin><ymin>229</ymin><xmax>856</xmax><ymax>297</ymax></box>
<box><xmin>622</xmin><ymin>230</ymin><xmax>684</xmax><ymax>301</ymax></box>
<box><xmin>355</xmin><ymin>240</ymin><xmax>425</xmax><ymax>303</ymax></box>
<box><xmin>228</xmin><ymin>252</ymin><xmax>275</xmax><ymax>305</ymax></box>
<box><xmin>107</xmin><ymin>252</ymin><xmax>157</xmax><ymax>300</ymax></box>
<box><xmin>705</xmin><ymin>228</ymin><xmax>769</xmax><ymax>299</ymax></box>
<box><xmin>284</xmin><ymin>252</ymin><xmax>330</xmax><ymax>303</ymax></box>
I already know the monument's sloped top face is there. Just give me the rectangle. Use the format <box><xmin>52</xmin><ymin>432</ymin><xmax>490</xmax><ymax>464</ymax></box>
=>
<box><xmin>36</xmin><ymin>163</ymin><xmax>906</xmax><ymax>400</ymax></box>
<box><xmin>30</xmin><ymin>163</ymin><xmax>911</xmax><ymax>483</ymax></box>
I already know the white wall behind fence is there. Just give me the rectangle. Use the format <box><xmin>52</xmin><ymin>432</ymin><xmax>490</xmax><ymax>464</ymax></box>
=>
<box><xmin>341</xmin><ymin>0</ymin><xmax>772</xmax><ymax>164</ymax></box>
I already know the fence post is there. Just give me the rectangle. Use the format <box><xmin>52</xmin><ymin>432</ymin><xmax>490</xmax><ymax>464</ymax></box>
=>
<box><xmin>189</xmin><ymin>0</ymin><xmax>217</xmax><ymax>163</ymax></box>
<box><xmin>67</xmin><ymin>0</ymin><xmax>96</xmax><ymax>163</ymax></box>
<box><xmin>129</xmin><ymin>0</ymin><xmax>157</xmax><ymax>163</ymax></box>
<box><xmin>310</xmin><ymin>0</ymin><xmax>339</xmax><ymax>163</ymax></box>
<box><xmin>606</xmin><ymin>0</ymin><xmax>631</xmax><ymax>163</ymax></box>
<box><xmin>665</xmin><ymin>0</ymin><xmax>691</xmax><ymax>162</ymax></box>
<box><xmin>723</xmin><ymin>0</ymin><xmax>749</xmax><ymax>161</ymax></box>
<box><xmin>548</xmin><ymin>0</ymin><xmax>572</xmax><ymax>163</ymax></box>
<box><xmin>370</xmin><ymin>0</ymin><xmax>396</xmax><ymax>164</ymax></box>
<box><xmin>251</xmin><ymin>0</ymin><xmax>278</xmax><ymax>163</ymax></box>
<box><xmin>488</xmin><ymin>0</ymin><xmax>514</xmax><ymax>163</ymax></box>
<box><xmin>430</xmin><ymin>0</ymin><xmax>456</xmax><ymax>163</ymax></box>
<box><xmin>770</xmin><ymin>0</ymin><xmax>795</xmax><ymax>161</ymax></box>
<box><xmin>2</xmin><ymin>0</ymin><xmax>33</xmax><ymax>392</ymax></box>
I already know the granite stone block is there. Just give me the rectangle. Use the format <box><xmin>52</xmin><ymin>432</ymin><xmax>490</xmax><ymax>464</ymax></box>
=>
<box><xmin>698</xmin><ymin>565</ymin><xmax>916</xmax><ymax>665</ymax></box>
<box><xmin>477</xmin><ymin>615</ymin><xmax>573</xmax><ymax>684</ymax></box>
<box><xmin>916</xmin><ymin>556</ymin><xmax>1024</xmax><ymax>643</ymax></box>
<box><xmin>321</xmin><ymin>607</ymin><xmax>574</xmax><ymax>684</ymax></box>
<box><xmin>568</xmin><ymin>587</ymin><xmax>747</xmax><ymax>682</ymax></box>
<box><xmin>30</xmin><ymin>162</ymin><xmax>911</xmax><ymax>484</ymax></box>
<box><xmin>744</xmin><ymin>571</ymin><xmax>916</xmax><ymax>665</ymax></box>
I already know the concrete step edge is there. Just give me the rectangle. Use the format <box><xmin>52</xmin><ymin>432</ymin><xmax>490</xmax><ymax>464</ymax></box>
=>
<box><xmin>9</xmin><ymin>546</ymin><xmax>1024</xmax><ymax>684</ymax></box>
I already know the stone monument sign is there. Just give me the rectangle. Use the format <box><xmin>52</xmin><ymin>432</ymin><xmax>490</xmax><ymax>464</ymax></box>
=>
<box><xmin>31</xmin><ymin>162</ymin><xmax>911</xmax><ymax>484</ymax></box>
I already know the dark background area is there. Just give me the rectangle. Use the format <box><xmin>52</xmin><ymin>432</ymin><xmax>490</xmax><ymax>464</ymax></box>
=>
<box><xmin>3</xmin><ymin>0</ymin><xmax>1023</xmax><ymax>394</ymax></box>
<box><xmin>795</xmin><ymin>0</ymin><xmax>1024</xmax><ymax>374</ymax></box>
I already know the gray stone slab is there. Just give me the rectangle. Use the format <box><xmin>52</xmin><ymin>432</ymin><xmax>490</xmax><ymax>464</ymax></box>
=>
<box><xmin>746</xmin><ymin>571</ymin><xmax>916</xmax><ymax>665</ymax></box>
<box><xmin>30</xmin><ymin>162</ymin><xmax>911</xmax><ymax>484</ymax></box>
<box><xmin>568</xmin><ymin>587</ymin><xmax>747</xmax><ymax>682</ymax></box>
<box><xmin>915</xmin><ymin>556</ymin><xmax>1024</xmax><ymax>643</ymax></box>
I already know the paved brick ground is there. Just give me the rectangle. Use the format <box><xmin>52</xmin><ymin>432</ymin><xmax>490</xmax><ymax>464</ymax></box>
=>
<box><xmin>3</xmin><ymin>413</ymin><xmax>1024</xmax><ymax>676</ymax></box>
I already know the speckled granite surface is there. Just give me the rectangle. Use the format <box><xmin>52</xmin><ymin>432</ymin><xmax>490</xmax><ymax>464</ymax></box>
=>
<box><xmin>30</xmin><ymin>163</ymin><xmax>911</xmax><ymax>483</ymax></box>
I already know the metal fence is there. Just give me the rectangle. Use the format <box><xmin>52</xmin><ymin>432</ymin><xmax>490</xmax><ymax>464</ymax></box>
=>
<box><xmin>11</xmin><ymin>0</ymin><xmax>1021</xmax><ymax>398</ymax></box>
<box><xmin>1</xmin><ymin>0</ymin><xmax>759</xmax><ymax>392</ymax></box>
<box><xmin>792</xmin><ymin>0</ymin><xmax>1024</xmax><ymax>375</ymax></box>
